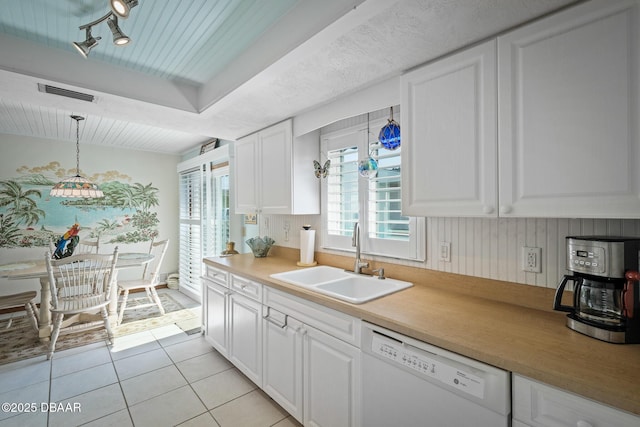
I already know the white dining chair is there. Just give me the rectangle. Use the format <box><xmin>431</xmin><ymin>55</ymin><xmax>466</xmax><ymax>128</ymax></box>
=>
<box><xmin>45</xmin><ymin>248</ymin><xmax>119</xmax><ymax>359</ymax></box>
<box><xmin>76</xmin><ymin>238</ymin><xmax>100</xmax><ymax>254</ymax></box>
<box><xmin>117</xmin><ymin>239</ymin><xmax>169</xmax><ymax>324</ymax></box>
<box><xmin>0</xmin><ymin>291</ymin><xmax>39</xmax><ymax>332</ymax></box>
<box><xmin>49</xmin><ymin>237</ymin><xmax>99</xmax><ymax>256</ymax></box>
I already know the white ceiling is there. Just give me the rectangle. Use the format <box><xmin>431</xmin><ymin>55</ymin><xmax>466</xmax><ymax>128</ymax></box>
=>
<box><xmin>0</xmin><ymin>0</ymin><xmax>578</xmax><ymax>155</ymax></box>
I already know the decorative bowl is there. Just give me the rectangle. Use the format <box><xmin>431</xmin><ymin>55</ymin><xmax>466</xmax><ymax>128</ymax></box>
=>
<box><xmin>246</xmin><ymin>236</ymin><xmax>275</xmax><ymax>258</ymax></box>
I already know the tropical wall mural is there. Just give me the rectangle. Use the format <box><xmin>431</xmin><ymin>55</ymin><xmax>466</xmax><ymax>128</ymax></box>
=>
<box><xmin>0</xmin><ymin>161</ymin><xmax>160</xmax><ymax>248</ymax></box>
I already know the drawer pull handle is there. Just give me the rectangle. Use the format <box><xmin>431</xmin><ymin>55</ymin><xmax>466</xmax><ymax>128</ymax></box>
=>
<box><xmin>263</xmin><ymin>307</ymin><xmax>287</xmax><ymax>329</ymax></box>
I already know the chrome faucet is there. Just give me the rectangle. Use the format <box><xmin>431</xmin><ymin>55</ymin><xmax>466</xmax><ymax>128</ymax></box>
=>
<box><xmin>352</xmin><ymin>222</ymin><xmax>369</xmax><ymax>274</ymax></box>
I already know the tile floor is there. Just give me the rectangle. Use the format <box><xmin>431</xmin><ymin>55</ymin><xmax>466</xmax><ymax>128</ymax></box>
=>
<box><xmin>0</xmin><ymin>291</ymin><xmax>301</xmax><ymax>427</ymax></box>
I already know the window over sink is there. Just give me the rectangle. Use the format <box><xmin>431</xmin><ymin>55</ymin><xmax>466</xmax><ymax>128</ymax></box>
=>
<box><xmin>321</xmin><ymin>107</ymin><xmax>424</xmax><ymax>261</ymax></box>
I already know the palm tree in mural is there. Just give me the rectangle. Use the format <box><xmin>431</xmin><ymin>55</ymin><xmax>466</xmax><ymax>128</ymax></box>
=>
<box><xmin>112</xmin><ymin>186</ymin><xmax>137</xmax><ymax>210</ymax></box>
<box><xmin>98</xmin><ymin>182</ymin><xmax>160</xmax><ymax>244</ymax></box>
<box><xmin>13</xmin><ymin>203</ymin><xmax>46</xmax><ymax>227</ymax></box>
<box><xmin>0</xmin><ymin>214</ymin><xmax>21</xmax><ymax>246</ymax></box>
<box><xmin>92</xmin><ymin>218</ymin><xmax>120</xmax><ymax>239</ymax></box>
<box><xmin>0</xmin><ymin>180</ymin><xmax>45</xmax><ymax>226</ymax></box>
<box><xmin>130</xmin><ymin>183</ymin><xmax>159</xmax><ymax>211</ymax></box>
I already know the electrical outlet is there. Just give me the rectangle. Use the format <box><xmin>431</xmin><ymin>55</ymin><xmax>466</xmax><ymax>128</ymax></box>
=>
<box><xmin>522</xmin><ymin>247</ymin><xmax>542</xmax><ymax>273</ymax></box>
<box><xmin>439</xmin><ymin>241</ymin><xmax>451</xmax><ymax>262</ymax></box>
<box><xmin>283</xmin><ymin>220</ymin><xmax>290</xmax><ymax>241</ymax></box>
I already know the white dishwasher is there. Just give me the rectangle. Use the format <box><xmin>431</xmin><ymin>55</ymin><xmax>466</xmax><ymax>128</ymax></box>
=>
<box><xmin>362</xmin><ymin>322</ymin><xmax>510</xmax><ymax>427</ymax></box>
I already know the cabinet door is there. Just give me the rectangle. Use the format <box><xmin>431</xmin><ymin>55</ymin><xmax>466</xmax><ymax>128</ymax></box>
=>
<box><xmin>513</xmin><ymin>375</ymin><xmax>640</xmax><ymax>427</ymax></box>
<box><xmin>498</xmin><ymin>0</ymin><xmax>640</xmax><ymax>218</ymax></box>
<box><xmin>228</xmin><ymin>293</ymin><xmax>262</xmax><ymax>386</ymax></box>
<box><xmin>233</xmin><ymin>132</ymin><xmax>259</xmax><ymax>214</ymax></box>
<box><xmin>259</xmin><ymin>120</ymin><xmax>293</xmax><ymax>214</ymax></box>
<box><xmin>402</xmin><ymin>40</ymin><xmax>497</xmax><ymax>217</ymax></box>
<box><xmin>262</xmin><ymin>308</ymin><xmax>303</xmax><ymax>423</ymax></box>
<box><xmin>205</xmin><ymin>279</ymin><xmax>228</xmax><ymax>356</ymax></box>
<box><xmin>303</xmin><ymin>324</ymin><xmax>361</xmax><ymax>427</ymax></box>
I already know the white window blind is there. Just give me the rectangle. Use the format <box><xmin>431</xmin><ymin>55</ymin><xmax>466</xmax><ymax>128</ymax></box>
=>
<box><xmin>367</xmin><ymin>145</ymin><xmax>408</xmax><ymax>241</ymax></box>
<box><xmin>327</xmin><ymin>146</ymin><xmax>359</xmax><ymax>238</ymax></box>
<box><xmin>179</xmin><ymin>166</ymin><xmax>203</xmax><ymax>297</ymax></box>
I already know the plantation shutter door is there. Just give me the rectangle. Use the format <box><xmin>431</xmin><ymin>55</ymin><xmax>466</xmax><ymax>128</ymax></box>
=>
<box><xmin>179</xmin><ymin>166</ymin><xmax>203</xmax><ymax>297</ymax></box>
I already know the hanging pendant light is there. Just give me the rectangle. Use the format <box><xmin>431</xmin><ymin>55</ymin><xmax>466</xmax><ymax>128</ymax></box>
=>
<box><xmin>50</xmin><ymin>115</ymin><xmax>104</xmax><ymax>198</ymax></box>
<box><xmin>379</xmin><ymin>106</ymin><xmax>401</xmax><ymax>150</ymax></box>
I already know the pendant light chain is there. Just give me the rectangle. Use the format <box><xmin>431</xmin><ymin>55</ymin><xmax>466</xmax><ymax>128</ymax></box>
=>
<box><xmin>75</xmin><ymin>117</ymin><xmax>80</xmax><ymax>176</ymax></box>
<box><xmin>71</xmin><ymin>115</ymin><xmax>85</xmax><ymax>176</ymax></box>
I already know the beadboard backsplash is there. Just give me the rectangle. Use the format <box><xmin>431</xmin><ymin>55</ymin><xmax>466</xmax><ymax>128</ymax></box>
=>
<box><xmin>257</xmin><ymin>215</ymin><xmax>640</xmax><ymax>289</ymax></box>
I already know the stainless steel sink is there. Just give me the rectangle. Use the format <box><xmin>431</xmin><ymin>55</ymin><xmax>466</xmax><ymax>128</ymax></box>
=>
<box><xmin>270</xmin><ymin>266</ymin><xmax>412</xmax><ymax>304</ymax></box>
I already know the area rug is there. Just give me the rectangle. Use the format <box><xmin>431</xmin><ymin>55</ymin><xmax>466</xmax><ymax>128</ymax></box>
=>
<box><xmin>0</xmin><ymin>292</ymin><xmax>200</xmax><ymax>365</ymax></box>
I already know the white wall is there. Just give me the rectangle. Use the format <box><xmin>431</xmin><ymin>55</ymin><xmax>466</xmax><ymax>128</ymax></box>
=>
<box><xmin>0</xmin><ymin>133</ymin><xmax>180</xmax><ymax>299</ymax></box>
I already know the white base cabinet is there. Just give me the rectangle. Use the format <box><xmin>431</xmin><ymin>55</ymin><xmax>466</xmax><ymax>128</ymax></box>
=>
<box><xmin>203</xmin><ymin>267</ymin><xmax>361</xmax><ymax>426</ymax></box>
<box><xmin>205</xmin><ymin>280</ymin><xmax>229</xmax><ymax>355</ymax></box>
<box><xmin>228</xmin><ymin>292</ymin><xmax>262</xmax><ymax>385</ymax></box>
<box><xmin>202</xmin><ymin>266</ymin><xmax>263</xmax><ymax>386</ymax></box>
<box><xmin>262</xmin><ymin>307</ymin><xmax>304</xmax><ymax>422</ymax></box>
<box><xmin>303</xmin><ymin>323</ymin><xmax>360</xmax><ymax>427</ymax></box>
<box><xmin>512</xmin><ymin>375</ymin><xmax>640</xmax><ymax>427</ymax></box>
<box><xmin>262</xmin><ymin>287</ymin><xmax>361</xmax><ymax>427</ymax></box>
<box><xmin>203</xmin><ymin>265</ymin><xmax>230</xmax><ymax>356</ymax></box>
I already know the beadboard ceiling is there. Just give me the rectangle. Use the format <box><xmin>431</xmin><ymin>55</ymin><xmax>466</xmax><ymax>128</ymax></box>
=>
<box><xmin>0</xmin><ymin>0</ymin><xmax>577</xmax><ymax>154</ymax></box>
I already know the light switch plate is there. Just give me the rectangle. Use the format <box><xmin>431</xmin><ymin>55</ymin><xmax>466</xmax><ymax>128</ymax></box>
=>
<box><xmin>439</xmin><ymin>241</ymin><xmax>451</xmax><ymax>262</ymax></box>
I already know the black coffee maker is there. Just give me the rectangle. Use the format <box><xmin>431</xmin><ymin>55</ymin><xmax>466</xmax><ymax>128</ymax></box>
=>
<box><xmin>553</xmin><ymin>236</ymin><xmax>640</xmax><ymax>344</ymax></box>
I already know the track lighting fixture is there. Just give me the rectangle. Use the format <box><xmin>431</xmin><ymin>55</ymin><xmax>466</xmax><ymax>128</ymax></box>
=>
<box><xmin>107</xmin><ymin>16</ymin><xmax>131</xmax><ymax>45</ymax></box>
<box><xmin>72</xmin><ymin>28</ymin><xmax>101</xmax><ymax>59</ymax></box>
<box><xmin>110</xmin><ymin>0</ymin><xmax>139</xmax><ymax>19</ymax></box>
<box><xmin>72</xmin><ymin>0</ymin><xmax>138</xmax><ymax>58</ymax></box>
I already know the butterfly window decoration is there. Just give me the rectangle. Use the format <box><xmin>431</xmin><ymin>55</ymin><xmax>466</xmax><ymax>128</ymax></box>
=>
<box><xmin>313</xmin><ymin>159</ymin><xmax>331</xmax><ymax>179</ymax></box>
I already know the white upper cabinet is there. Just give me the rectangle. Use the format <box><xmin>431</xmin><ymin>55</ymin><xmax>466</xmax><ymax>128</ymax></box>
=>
<box><xmin>402</xmin><ymin>40</ymin><xmax>497</xmax><ymax>217</ymax></box>
<box><xmin>402</xmin><ymin>0</ymin><xmax>640</xmax><ymax>218</ymax></box>
<box><xmin>234</xmin><ymin>132</ymin><xmax>260</xmax><ymax>214</ymax></box>
<box><xmin>498</xmin><ymin>0</ymin><xmax>640</xmax><ymax>218</ymax></box>
<box><xmin>233</xmin><ymin>119</ymin><xmax>320</xmax><ymax>215</ymax></box>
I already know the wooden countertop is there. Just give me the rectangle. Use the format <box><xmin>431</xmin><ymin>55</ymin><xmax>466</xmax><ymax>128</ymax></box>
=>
<box><xmin>204</xmin><ymin>248</ymin><xmax>640</xmax><ymax>416</ymax></box>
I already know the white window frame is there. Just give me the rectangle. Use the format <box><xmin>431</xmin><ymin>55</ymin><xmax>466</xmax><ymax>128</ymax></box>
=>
<box><xmin>321</xmin><ymin>118</ymin><xmax>425</xmax><ymax>261</ymax></box>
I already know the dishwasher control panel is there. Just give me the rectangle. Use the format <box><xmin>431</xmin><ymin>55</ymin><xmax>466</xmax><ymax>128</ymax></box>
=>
<box><xmin>371</xmin><ymin>333</ymin><xmax>485</xmax><ymax>399</ymax></box>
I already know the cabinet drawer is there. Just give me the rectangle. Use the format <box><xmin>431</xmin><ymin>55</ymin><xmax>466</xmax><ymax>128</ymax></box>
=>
<box><xmin>204</xmin><ymin>265</ymin><xmax>229</xmax><ymax>287</ymax></box>
<box><xmin>231</xmin><ymin>274</ymin><xmax>262</xmax><ymax>301</ymax></box>
<box><xmin>512</xmin><ymin>375</ymin><xmax>640</xmax><ymax>427</ymax></box>
<box><xmin>264</xmin><ymin>287</ymin><xmax>360</xmax><ymax>346</ymax></box>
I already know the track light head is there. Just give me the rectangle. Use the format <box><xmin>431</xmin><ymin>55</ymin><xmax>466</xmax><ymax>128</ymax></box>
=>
<box><xmin>110</xmin><ymin>0</ymin><xmax>138</xmax><ymax>19</ymax></box>
<box><xmin>72</xmin><ymin>28</ymin><xmax>101</xmax><ymax>58</ymax></box>
<box><xmin>107</xmin><ymin>16</ymin><xmax>130</xmax><ymax>45</ymax></box>
<box><xmin>73</xmin><ymin>2</ymin><xmax>137</xmax><ymax>57</ymax></box>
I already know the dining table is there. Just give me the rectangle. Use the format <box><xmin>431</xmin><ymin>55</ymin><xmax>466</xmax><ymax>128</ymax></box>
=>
<box><xmin>0</xmin><ymin>252</ymin><xmax>154</xmax><ymax>341</ymax></box>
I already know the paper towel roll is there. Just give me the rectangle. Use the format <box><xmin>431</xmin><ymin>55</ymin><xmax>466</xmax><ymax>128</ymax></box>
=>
<box><xmin>300</xmin><ymin>229</ymin><xmax>316</xmax><ymax>265</ymax></box>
